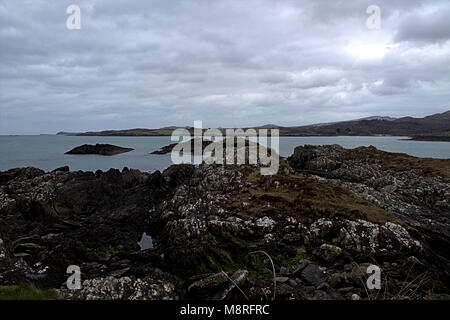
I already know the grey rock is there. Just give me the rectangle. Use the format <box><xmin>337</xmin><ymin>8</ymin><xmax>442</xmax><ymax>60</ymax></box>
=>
<box><xmin>187</xmin><ymin>272</ymin><xmax>228</xmax><ymax>294</ymax></box>
<box><xmin>59</xmin><ymin>275</ymin><xmax>177</xmax><ymax>300</ymax></box>
<box><xmin>288</xmin><ymin>279</ymin><xmax>298</xmax><ymax>287</ymax></box>
<box><xmin>300</xmin><ymin>264</ymin><xmax>328</xmax><ymax>287</ymax></box>
<box><xmin>275</xmin><ymin>276</ymin><xmax>289</xmax><ymax>283</ymax></box>
<box><xmin>13</xmin><ymin>243</ymin><xmax>44</xmax><ymax>253</ymax></box>
<box><xmin>110</xmin><ymin>267</ymin><xmax>131</xmax><ymax>278</ymax></box>
<box><xmin>279</xmin><ymin>266</ymin><xmax>289</xmax><ymax>275</ymax></box>
<box><xmin>312</xmin><ymin>244</ymin><xmax>342</xmax><ymax>263</ymax></box>
<box><xmin>293</xmin><ymin>259</ymin><xmax>312</xmax><ymax>276</ymax></box>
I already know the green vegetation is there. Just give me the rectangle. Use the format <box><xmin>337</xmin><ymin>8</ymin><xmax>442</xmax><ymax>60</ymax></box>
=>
<box><xmin>195</xmin><ymin>249</ymin><xmax>247</xmax><ymax>275</ymax></box>
<box><xmin>0</xmin><ymin>283</ymin><xmax>59</xmax><ymax>300</ymax></box>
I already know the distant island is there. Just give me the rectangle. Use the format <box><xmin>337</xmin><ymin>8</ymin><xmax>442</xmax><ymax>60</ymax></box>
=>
<box><xmin>65</xmin><ymin>144</ymin><xmax>134</xmax><ymax>156</ymax></box>
<box><xmin>57</xmin><ymin>110</ymin><xmax>450</xmax><ymax>141</ymax></box>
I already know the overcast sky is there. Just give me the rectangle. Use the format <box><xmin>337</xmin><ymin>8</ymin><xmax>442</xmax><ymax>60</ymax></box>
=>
<box><xmin>1</xmin><ymin>0</ymin><xmax>450</xmax><ymax>134</ymax></box>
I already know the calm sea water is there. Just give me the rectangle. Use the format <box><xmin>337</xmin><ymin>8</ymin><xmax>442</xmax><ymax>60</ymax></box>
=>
<box><xmin>0</xmin><ymin>135</ymin><xmax>449</xmax><ymax>172</ymax></box>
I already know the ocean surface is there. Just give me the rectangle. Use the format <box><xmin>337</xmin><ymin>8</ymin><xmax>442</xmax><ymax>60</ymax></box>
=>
<box><xmin>0</xmin><ymin>135</ymin><xmax>449</xmax><ymax>172</ymax></box>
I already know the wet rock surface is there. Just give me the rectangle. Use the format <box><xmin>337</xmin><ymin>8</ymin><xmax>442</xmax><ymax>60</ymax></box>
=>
<box><xmin>1</xmin><ymin>145</ymin><xmax>449</xmax><ymax>300</ymax></box>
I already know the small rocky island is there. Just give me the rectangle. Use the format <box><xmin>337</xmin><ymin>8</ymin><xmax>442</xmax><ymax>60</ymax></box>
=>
<box><xmin>65</xmin><ymin>144</ymin><xmax>134</xmax><ymax>156</ymax></box>
<box><xmin>0</xmin><ymin>145</ymin><xmax>449</xmax><ymax>300</ymax></box>
<box><xmin>151</xmin><ymin>138</ymin><xmax>213</xmax><ymax>155</ymax></box>
<box><xmin>151</xmin><ymin>137</ymin><xmax>262</xmax><ymax>155</ymax></box>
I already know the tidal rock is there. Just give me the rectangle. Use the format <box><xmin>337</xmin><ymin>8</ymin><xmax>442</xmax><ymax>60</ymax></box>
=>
<box><xmin>65</xmin><ymin>144</ymin><xmax>134</xmax><ymax>156</ymax></box>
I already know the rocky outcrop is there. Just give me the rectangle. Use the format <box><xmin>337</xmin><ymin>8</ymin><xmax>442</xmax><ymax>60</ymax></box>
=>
<box><xmin>58</xmin><ymin>270</ymin><xmax>178</xmax><ymax>300</ymax></box>
<box><xmin>1</xmin><ymin>145</ymin><xmax>449</xmax><ymax>300</ymax></box>
<box><xmin>65</xmin><ymin>144</ymin><xmax>134</xmax><ymax>155</ymax></box>
<box><xmin>151</xmin><ymin>138</ymin><xmax>213</xmax><ymax>155</ymax></box>
<box><xmin>288</xmin><ymin>145</ymin><xmax>450</xmax><ymax>288</ymax></box>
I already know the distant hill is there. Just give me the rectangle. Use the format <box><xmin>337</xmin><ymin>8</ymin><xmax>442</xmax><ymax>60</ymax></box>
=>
<box><xmin>77</xmin><ymin>128</ymin><xmax>174</xmax><ymax>136</ymax></box>
<box><xmin>279</xmin><ymin>110</ymin><xmax>450</xmax><ymax>140</ymax></box>
<box><xmin>309</xmin><ymin>116</ymin><xmax>397</xmax><ymax>128</ymax></box>
<box><xmin>66</xmin><ymin>110</ymin><xmax>450</xmax><ymax>141</ymax></box>
<box><xmin>57</xmin><ymin>131</ymin><xmax>82</xmax><ymax>136</ymax></box>
<box><xmin>256</xmin><ymin>124</ymin><xmax>284</xmax><ymax>129</ymax></box>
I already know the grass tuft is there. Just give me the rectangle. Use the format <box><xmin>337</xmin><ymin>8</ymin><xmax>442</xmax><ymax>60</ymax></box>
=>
<box><xmin>0</xmin><ymin>283</ymin><xmax>59</xmax><ymax>300</ymax></box>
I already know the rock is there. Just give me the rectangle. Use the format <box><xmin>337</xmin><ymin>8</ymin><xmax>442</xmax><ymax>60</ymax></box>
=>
<box><xmin>151</xmin><ymin>138</ymin><xmax>213</xmax><ymax>155</ymax></box>
<box><xmin>13</xmin><ymin>253</ymin><xmax>32</xmax><ymax>259</ymax></box>
<box><xmin>277</xmin><ymin>283</ymin><xmax>295</xmax><ymax>299</ymax></box>
<box><xmin>300</xmin><ymin>264</ymin><xmax>328</xmax><ymax>287</ymax></box>
<box><xmin>288</xmin><ymin>279</ymin><xmax>298</xmax><ymax>287</ymax></box>
<box><xmin>292</xmin><ymin>259</ymin><xmax>311</xmax><ymax>276</ymax></box>
<box><xmin>110</xmin><ymin>267</ymin><xmax>131</xmax><ymax>278</ymax></box>
<box><xmin>312</xmin><ymin>244</ymin><xmax>342</xmax><ymax>263</ymax></box>
<box><xmin>312</xmin><ymin>290</ymin><xmax>332</xmax><ymax>300</ymax></box>
<box><xmin>279</xmin><ymin>266</ymin><xmax>289</xmax><ymax>275</ymax></box>
<box><xmin>351</xmin><ymin>293</ymin><xmax>361</xmax><ymax>300</ymax></box>
<box><xmin>13</xmin><ymin>243</ymin><xmax>44</xmax><ymax>253</ymax></box>
<box><xmin>328</xmin><ymin>273</ymin><xmax>347</xmax><ymax>288</ymax></box>
<box><xmin>0</xmin><ymin>239</ymin><xmax>7</xmax><ymax>260</ymax></box>
<box><xmin>59</xmin><ymin>275</ymin><xmax>177</xmax><ymax>300</ymax></box>
<box><xmin>52</xmin><ymin>166</ymin><xmax>70</xmax><ymax>172</ymax></box>
<box><xmin>275</xmin><ymin>277</ymin><xmax>289</xmax><ymax>283</ymax></box>
<box><xmin>349</xmin><ymin>263</ymin><xmax>373</xmax><ymax>285</ymax></box>
<box><xmin>0</xmin><ymin>167</ymin><xmax>45</xmax><ymax>185</ymax></box>
<box><xmin>288</xmin><ymin>144</ymin><xmax>450</xmax><ymax>283</ymax></box>
<box><xmin>338</xmin><ymin>287</ymin><xmax>355</xmax><ymax>294</ymax></box>
<box><xmin>187</xmin><ymin>272</ymin><xmax>228</xmax><ymax>295</ymax></box>
<box><xmin>151</xmin><ymin>143</ymin><xmax>178</xmax><ymax>155</ymax></box>
<box><xmin>62</xmin><ymin>220</ymin><xmax>82</xmax><ymax>228</ymax></box>
<box><xmin>304</xmin><ymin>218</ymin><xmax>422</xmax><ymax>259</ymax></box>
<box><xmin>65</xmin><ymin>144</ymin><xmax>134</xmax><ymax>156</ymax></box>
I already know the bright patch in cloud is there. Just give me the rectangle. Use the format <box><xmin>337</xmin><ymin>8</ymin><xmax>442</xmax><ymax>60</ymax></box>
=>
<box><xmin>345</xmin><ymin>43</ymin><xmax>399</xmax><ymax>60</ymax></box>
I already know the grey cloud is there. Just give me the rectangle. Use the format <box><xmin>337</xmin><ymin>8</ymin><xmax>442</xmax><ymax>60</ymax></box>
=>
<box><xmin>0</xmin><ymin>0</ymin><xmax>449</xmax><ymax>134</ymax></box>
<box><xmin>395</xmin><ymin>6</ymin><xmax>450</xmax><ymax>43</ymax></box>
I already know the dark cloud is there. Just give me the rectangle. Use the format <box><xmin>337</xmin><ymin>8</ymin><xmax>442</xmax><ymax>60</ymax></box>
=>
<box><xmin>0</xmin><ymin>0</ymin><xmax>449</xmax><ymax>134</ymax></box>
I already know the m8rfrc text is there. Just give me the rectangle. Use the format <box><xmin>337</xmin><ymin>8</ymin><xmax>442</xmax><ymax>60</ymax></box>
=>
<box><xmin>224</xmin><ymin>304</ymin><xmax>270</xmax><ymax>315</ymax></box>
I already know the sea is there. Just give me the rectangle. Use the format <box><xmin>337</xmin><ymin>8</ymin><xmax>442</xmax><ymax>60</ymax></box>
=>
<box><xmin>0</xmin><ymin>135</ymin><xmax>449</xmax><ymax>172</ymax></box>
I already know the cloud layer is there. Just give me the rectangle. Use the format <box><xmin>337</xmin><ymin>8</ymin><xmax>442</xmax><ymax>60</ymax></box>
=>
<box><xmin>1</xmin><ymin>0</ymin><xmax>450</xmax><ymax>134</ymax></box>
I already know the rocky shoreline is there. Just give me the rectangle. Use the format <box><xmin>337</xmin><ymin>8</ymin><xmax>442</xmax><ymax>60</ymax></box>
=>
<box><xmin>0</xmin><ymin>145</ymin><xmax>449</xmax><ymax>300</ymax></box>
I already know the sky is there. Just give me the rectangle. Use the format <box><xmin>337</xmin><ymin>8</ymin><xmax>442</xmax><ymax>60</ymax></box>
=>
<box><xmin>0</xmin><ymin>0</ymin><xmax>450</xmax><ymax>134</ymax></box>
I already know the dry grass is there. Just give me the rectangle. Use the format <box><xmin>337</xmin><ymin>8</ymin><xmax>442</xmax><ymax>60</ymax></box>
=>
<box><xmin>239</xmin><ymin>166</ymin><xmax>402</xmax><ymax>226</ymax></box>
<box><xmin>344</xmin><ymin>146</ymin><xmax>450</xmax><ymax>179</ymax></box>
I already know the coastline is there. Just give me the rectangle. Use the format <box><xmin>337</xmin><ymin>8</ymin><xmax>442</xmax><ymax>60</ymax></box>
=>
<box><xmin>59</xmin><ymin>132</ymin><xmax>450</xmax><ymax>142</ymax></box>
<box><xmin>1</xmin><ymin>145</ymin><xmax>449</xmax><ymax>300</ymax></box>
